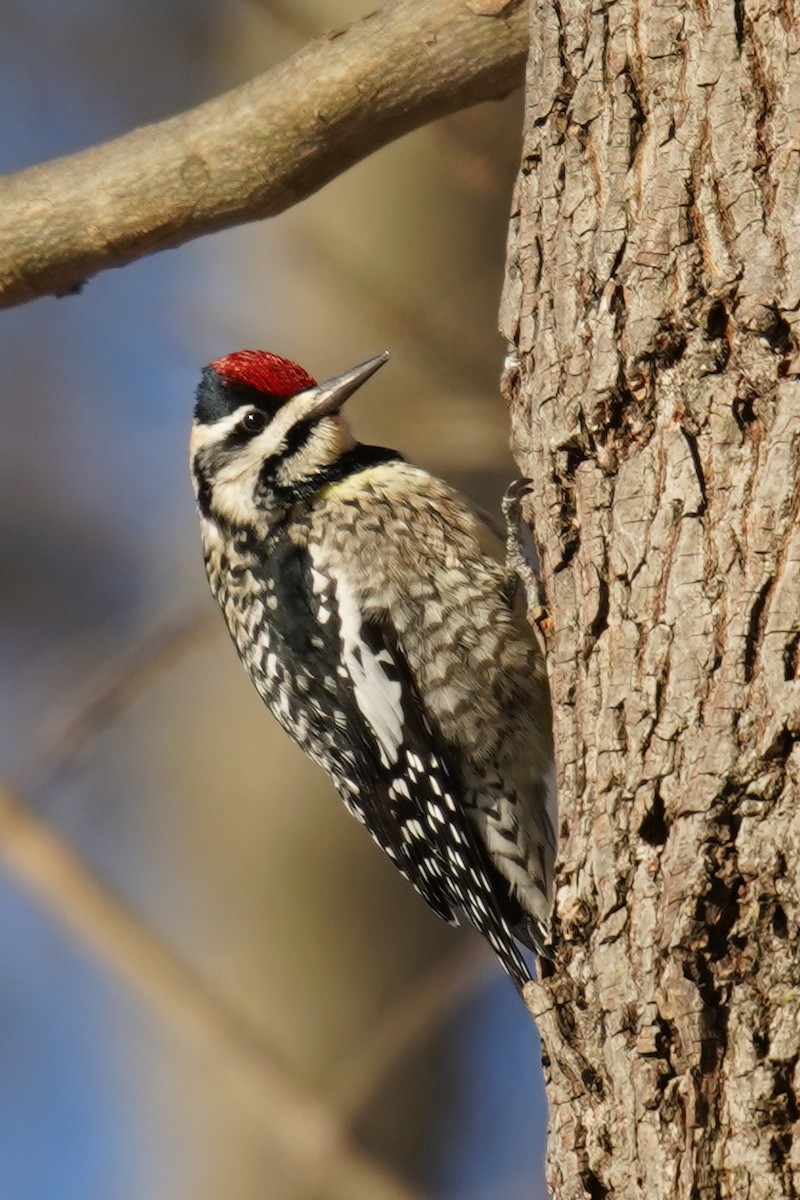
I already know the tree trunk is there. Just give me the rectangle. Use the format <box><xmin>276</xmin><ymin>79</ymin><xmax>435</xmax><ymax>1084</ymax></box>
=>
<box><xmin>501</xmin><ymin>2</ymin><xmax>800</xmax><ymax>1197</ymax></box>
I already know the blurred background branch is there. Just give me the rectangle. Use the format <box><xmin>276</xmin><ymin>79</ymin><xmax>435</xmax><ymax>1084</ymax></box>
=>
<box><xmin>0</xmin><ymin>779</ymin><xmax>424</xmax><ymax>1200</ymax></box>
<box><xmin>0</xmin><ymin>1</ymin><xmax>547</xmax><ymax>1195</ymax></box>
<box><xmin>0</xmin><ymin>0</ymin><xmax>527</xmax><ymax>310</ymax></box>
<box><xmin>29</xmin><ymin>606</ymin><xmax>217</xmax><ymax>790</ymax></box>
<box><xmin>330</xmin><ymin>942</ymin><xmax>491</xmax><ymax>1121</ymax></box>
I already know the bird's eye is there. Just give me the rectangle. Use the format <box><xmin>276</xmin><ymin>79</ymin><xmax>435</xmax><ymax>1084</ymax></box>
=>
<box><xmin>241</xmin><ymin>410</ymin><xmax>266</xmax><ymax>435</ymax></box>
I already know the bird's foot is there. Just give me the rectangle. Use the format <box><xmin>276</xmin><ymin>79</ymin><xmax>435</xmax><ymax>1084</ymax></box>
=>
<box><xmin>502</xmin><ymin>479</ymin><xmax>547</xmax><ymax>624</ymax></box>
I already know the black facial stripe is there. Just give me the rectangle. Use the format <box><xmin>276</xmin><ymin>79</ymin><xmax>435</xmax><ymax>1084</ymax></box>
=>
<box><xmin>258</xmin><ymin>416</ymin><xmax>317</xmax><ymax>483</ymax></box>
<box><xmin>319</xmin><ymin>443</ymin><xmax>404</xmax><ymax>484</ymax></box>
<box><xmin>268</xmin><ymin>444</ymin><xmax>404</xmax><ymax>505</ymax></box>
<box><xmin>222</xmin><ymin>421</ymin><xmax>262</xmax><ymax>451</ymax></box>
<box><xmin>192</xmin><ymin>460</ymin><xmax>214</xmax><ymax>519</ymax></box>
<box><xmin>194</xmin><ymin>367</ymin><xmax>288</xmax><ymax>426</ymax></box>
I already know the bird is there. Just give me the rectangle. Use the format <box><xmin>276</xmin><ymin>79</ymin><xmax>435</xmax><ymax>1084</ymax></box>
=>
<box><xmin>190</xmin><ymin>348</ymin><xmax>556</xmax><ymax>989</ymax></box>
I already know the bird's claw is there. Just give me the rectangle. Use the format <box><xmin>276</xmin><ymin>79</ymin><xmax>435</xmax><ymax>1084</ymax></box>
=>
<box><xmin>503</xmin><ymin>478</ymin><xmax>545</xmax><ymax>621</ymax></box>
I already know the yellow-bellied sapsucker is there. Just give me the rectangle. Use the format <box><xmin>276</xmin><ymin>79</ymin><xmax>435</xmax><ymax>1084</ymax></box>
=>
<box><xmin>190</xmin><ymin>349</ymin><xmax>555</xmax><ymax>989</ymax></box>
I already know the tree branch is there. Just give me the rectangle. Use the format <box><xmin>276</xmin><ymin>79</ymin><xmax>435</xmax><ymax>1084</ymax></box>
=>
<box><xmin>30</xmin><ymin>606</ymin><xmax>216</xmax><ymax>791</ymax></box>
<box><xmin>0</xmin><ymin>0</ymin><xmax>527</xmax><ymax>310</ymax></box>
<box><xmin>330</xmin><ymin>942</ymin><xmax>490</xmax><ymax>1120</ymax></box>
<box><xmin>0</xmin><ymin>781</ymin><xmax>423</xmax><ymax>1200</ymax></box>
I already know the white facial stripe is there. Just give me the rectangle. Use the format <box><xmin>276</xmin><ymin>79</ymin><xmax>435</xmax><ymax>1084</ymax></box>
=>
<box><xmin>189</xmin><ymin>388</ymin><xmax>355</xmax><ymax>528</ymax></box>
<box><xmin>190</xmin><ymin>391</ymin><xmax>326</xmax><ymax>464</ymax></box>
<box><xmin>275</xmin><ymin>418</ymin><xmax>354</xmax><ymax>487</ymax></box>
<box><xmin>189</xmin><ymin>408</ymin><xmax>244</xmax><ymax>458</ymax></box>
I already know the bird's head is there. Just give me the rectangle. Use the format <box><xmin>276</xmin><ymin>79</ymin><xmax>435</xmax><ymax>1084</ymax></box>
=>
<box><xmin>190</xmin><ymin>349</ymin><xmax>389</xmax><ymax>526</ymax></box>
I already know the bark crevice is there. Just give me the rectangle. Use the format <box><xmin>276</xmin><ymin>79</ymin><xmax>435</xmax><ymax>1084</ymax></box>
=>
<box><xmin>503</xmin><ymin>1</ymin><xmax>800</xmax><ymax>1195</ymax></box>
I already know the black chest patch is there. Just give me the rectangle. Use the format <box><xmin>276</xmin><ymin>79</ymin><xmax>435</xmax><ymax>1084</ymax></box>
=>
<box><xmin>254</xmin><ymin>533</ymin><xmax>324</xmax><ymax>658</ymax></box>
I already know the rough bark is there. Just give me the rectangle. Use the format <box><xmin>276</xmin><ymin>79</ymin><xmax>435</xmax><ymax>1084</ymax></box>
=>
<box><xmin>502</xmin><ymin>2</ymin><xmax>800</xmax><ymax>1197</ymax></box>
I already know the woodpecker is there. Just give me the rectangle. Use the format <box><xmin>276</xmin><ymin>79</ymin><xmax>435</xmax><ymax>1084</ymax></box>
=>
<box><xmin>190</xmin><ymin>349</ymin><xmax>556</xmax><ymax>989</ymax></box>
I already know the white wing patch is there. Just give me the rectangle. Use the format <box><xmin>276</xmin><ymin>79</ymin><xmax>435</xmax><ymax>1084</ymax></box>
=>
<box><xmin>320</xmin><ymin>566</ymin><xmax>404</xmax><ymax>769</ymax></box>
<box><xmin>305</xmin><ymin>549</ymin><xmax>533</xmax><ymax>988</ymax></box>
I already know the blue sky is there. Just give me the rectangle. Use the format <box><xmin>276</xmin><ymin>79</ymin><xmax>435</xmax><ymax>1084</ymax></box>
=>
<box><xmin>0</xmin><ymin>3</ymin><xmax>549</xmax><ymax>1196</ymax></box>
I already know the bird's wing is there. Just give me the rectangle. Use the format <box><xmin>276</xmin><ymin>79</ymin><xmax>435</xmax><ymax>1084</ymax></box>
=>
<box><xmin>321</xmin><ymin>563</ymin><xmax>532</xmax><ymax>988</ymax></box>
<box><xmin>255</xmin><ymin>537</ymin><xmax>531</xmax><ymax>986</ymax></box>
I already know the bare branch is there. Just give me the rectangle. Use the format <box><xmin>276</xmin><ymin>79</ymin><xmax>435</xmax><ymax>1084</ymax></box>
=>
<box><xmin>30</xmin><ymin>606</ymin><xmax>216</xmax><ymax>790</ymax></box>
<box><xmin>0</xmin><ymin>781</ymin><xmax>424</xmax><ymax>1200</ymax></box>
<box><xmin>0</xmin><ymin>0</ymin><xmax>527</xmax><ymax>310</ymax></box>
<box><xmin>331</xmin><ymin>942</ymin><xmax>491</xmax><ymax>1120</ymax></box>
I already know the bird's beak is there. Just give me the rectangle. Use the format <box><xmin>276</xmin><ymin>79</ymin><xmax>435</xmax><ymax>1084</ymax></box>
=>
<box><xmin>303</xmin><ymin>351</ymin><xmax>389</xmax><ymax>420</ymax></box>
